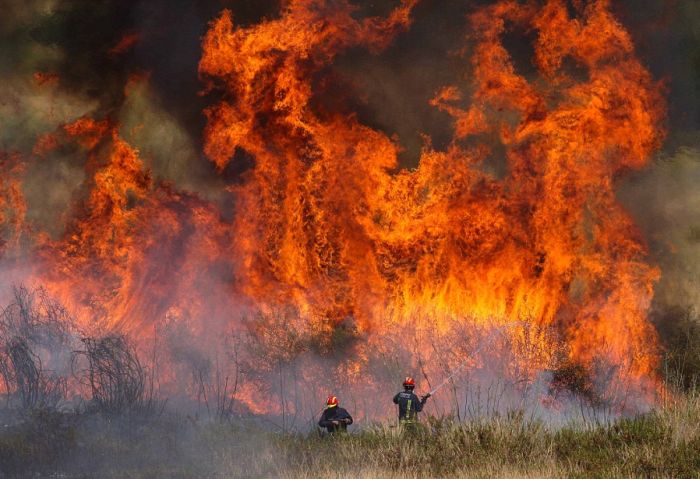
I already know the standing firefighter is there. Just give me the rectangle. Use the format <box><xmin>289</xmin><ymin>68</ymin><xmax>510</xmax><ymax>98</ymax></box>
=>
<box><xmin>318</xmin><ymin>395</ymin><xmax>353</xmax><ymax>433</ymax></box>
<box><xmin>393</xmin><ymin>377</ymin><xmax>430</xmax><ymax>425</ymax></box>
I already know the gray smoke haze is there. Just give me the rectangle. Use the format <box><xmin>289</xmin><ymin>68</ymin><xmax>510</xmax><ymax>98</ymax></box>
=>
<box><xmin>620</xmin><ymin>147</ymin><xmax>700</xmax><ymax>311</ymax></box>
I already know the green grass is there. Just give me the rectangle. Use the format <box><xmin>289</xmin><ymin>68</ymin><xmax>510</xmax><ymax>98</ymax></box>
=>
<box><xmin>1</xmin><ymin>394</ymin><xmax>700</xmax><ymax>478</ymax></box>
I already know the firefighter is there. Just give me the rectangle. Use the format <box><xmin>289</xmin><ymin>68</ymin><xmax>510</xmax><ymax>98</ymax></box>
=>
<box><xmin>318</xmin><ymin>395</ymin><xmax>353</xmax><ymax>433</ymax></box>
<box><xmin>393</xmin><ymin>377</ymin><xmax>430</xmax><ymax>425</ymax></box>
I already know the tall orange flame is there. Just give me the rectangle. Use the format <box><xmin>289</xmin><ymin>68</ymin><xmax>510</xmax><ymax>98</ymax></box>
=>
<box><xmin>34</xmin><ymin>118</ymin><xmax>233</xmax><ymax>338</ymax></box>
<box><xmin>0</xmin><ymin>0</ymin><xmax>667</xmax><ymax>416</ymax></box>
<box><xmin>199</xmin><ymin>0</ymin><xmax>665</xmax><ymax>395</ymax></box>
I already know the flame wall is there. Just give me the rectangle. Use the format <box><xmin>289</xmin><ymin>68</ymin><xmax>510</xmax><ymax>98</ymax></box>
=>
<box><xmin>1</xmin><ymin>0</ymin><xmax>698</xmax><ymax>420</ymax></box>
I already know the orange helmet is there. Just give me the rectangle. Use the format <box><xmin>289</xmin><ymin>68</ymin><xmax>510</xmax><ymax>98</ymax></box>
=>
<box><xmin>326</xmin><ymin>395</ymin><xmax>339</xmax><ymax>408</ymax></box>
<box><xmin>403</xmin><ymin>377</ymin><xmax>415</xmax><ymax>388</ymax></box>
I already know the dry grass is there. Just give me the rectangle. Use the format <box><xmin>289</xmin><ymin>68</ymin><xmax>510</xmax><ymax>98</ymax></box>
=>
<box><xmin>276</xmin><ymin>462</ymin><xmax>568</xmax><ymax>479</ymax></box>
<box><xmin>1</xmin><ymin>392</ymin><xmax>700</xmax><ymax>478</ymax></box>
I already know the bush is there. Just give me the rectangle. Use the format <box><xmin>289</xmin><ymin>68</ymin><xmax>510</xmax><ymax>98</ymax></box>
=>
<box><xmin>0</xmin><ymin>285</ymin><xmax>74</xmax><ymax>411</ymax></box>
<box><xmin>73</xmin><ymin>335</ymin><xmax>161</xmax><ymax>415</ymax></box>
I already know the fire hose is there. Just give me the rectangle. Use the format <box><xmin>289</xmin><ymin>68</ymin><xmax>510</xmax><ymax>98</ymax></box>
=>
<box><xmin>426</xmin><ymin>321</ymin><xmax>522</xmax><ymax>397</ymax></box>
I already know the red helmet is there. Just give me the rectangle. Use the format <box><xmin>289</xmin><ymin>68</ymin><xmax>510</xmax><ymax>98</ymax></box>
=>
<box><xmin>403</xmin><ymin>377</ymin><xmax>415</xmax><ymax>388</ymax></box>
<box><xmin>326</xmin><ymin>395</ymin><xmax>339</xmax><ymax>408</ymax></box>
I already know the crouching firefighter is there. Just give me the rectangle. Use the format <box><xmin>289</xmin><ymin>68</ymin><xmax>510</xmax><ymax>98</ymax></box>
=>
<box><xmin>393</xmin><ymin>377</ymin><xmax>430</xmax><ymax>426</ymax></box>
<box><xmin>318</xmin><ymin>395</ymin><xmax>353</xmax><ymax>434</ymax></box>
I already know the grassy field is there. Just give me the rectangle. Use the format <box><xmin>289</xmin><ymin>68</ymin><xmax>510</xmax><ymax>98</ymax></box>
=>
<box><xmin>1</xmin><ymin>391</ymin><xmax>699</xmax><ymax>478</ymax></box>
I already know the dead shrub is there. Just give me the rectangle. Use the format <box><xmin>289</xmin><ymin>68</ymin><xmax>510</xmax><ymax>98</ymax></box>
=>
<box><xmin>0</xmin><ymin>285</ymin><xmax>74</xmax><ymax>410</ymax></box>
<box><xmin>73</xmin><ymin>335</ymin><xmax>161</xmax><ymax>415</ymax></box>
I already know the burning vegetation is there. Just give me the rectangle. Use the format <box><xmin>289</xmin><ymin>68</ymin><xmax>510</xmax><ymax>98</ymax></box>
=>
<box><xmin>5</xmin><ymin>0</ymin><xmax>700</xmax><ymax>477</ymax></box>
<box><xmin>0</xmin><ymin>0</ymin><xmax>684</xmax><ymax>430</ymax></box>
<box><xmin>198</xmin><ymin>0</ymin><xmax>666</xmax><ymax>409</ymax></box>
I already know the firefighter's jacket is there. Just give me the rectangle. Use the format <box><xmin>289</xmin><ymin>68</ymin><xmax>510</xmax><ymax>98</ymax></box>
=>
<box><xmin>318</xmin><ymin>406</ymin><xmax>353</xmax><ymax>433</ymax></box>
<box><xmin>393</xmin><ymin>389</ymin><xmax>427</xmax><ymax>422</ymax></box>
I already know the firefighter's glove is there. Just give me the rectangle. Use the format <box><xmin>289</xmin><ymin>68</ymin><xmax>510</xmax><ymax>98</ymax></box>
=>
<box><xmin>421</xmin><ymin>393</ymin><xmax>431</xmax><ymax>402</ymax></box>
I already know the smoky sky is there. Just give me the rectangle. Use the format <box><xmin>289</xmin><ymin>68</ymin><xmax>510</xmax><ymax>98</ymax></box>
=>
<box><xmin>1</xmin><ymin>0</ymin><xmax>700</xmax><ymax>310</ymax></box>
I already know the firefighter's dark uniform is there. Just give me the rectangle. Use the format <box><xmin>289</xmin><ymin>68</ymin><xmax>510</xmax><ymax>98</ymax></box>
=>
<box><xmin>393</xmin><ymin>389</ymin><xmax>427</xmax><ymax>424</ymax></box>
<box><xmin>318</xmin><ymin>406</ymin><xmax>353</xmax><ymax>433</ymax></box>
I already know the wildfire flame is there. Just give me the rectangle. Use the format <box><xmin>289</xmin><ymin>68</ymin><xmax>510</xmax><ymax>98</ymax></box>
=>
<box><xmin>0</xmin><ymin>0</ymin><xmax>667</xmax><ymax>417</ymax></box>
<box><xmin>199</xmin><ymin>0</ymin><xmax>664</xmax><ymax>387</ymax></box>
